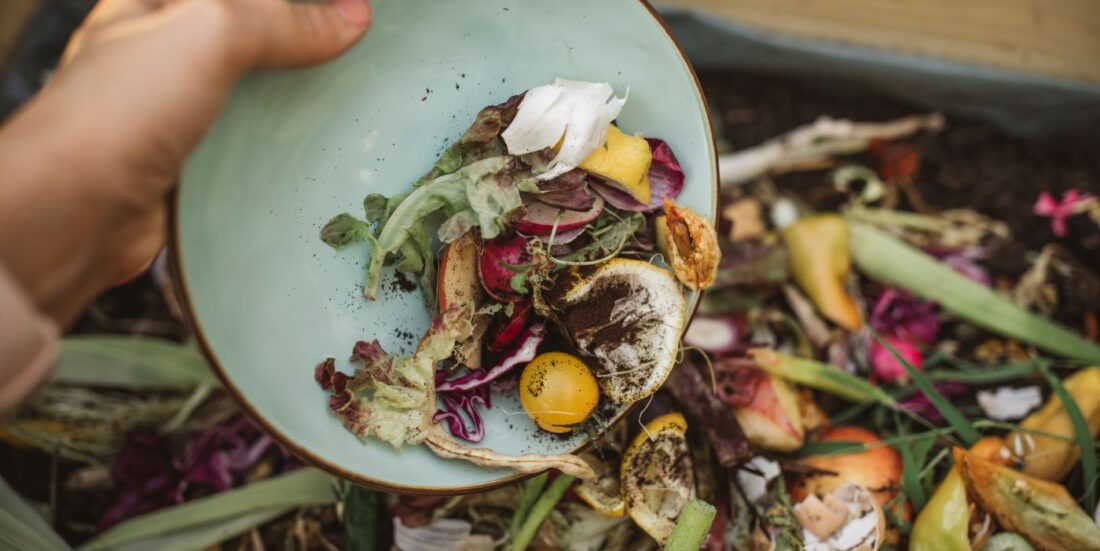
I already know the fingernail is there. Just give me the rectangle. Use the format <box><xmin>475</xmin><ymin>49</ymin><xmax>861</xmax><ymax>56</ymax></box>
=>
<box><xmin>333</xmin><ymin>0</ymin><xmax>370</xmax><ymax>28</ymax></box>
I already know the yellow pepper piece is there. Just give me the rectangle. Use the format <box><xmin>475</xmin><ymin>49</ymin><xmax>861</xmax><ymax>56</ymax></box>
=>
<box><xmin>911</xmin><ymin>436</ymin><xmax>1008</xmax><ymax>551</ymax></box>
<box><xmin>1013</xmin><ymin>367</ymin><xmax>1100</xmax><ymax>481</ymax></box>
<box><xmin>783</xmin><ymin>215</ymin><xmax>862</xmax><ymax>330</ymax></box>
<box><xmin>579</xmin><ymin>124</ymin><xmax>652</xmax><ymax>204</ymax></box>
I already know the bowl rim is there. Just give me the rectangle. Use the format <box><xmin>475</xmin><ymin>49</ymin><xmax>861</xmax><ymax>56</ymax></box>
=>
<box><xmin>168</xmin><ymin>0</ymin><xmax>719</xmax><ymax>495</ymax></box>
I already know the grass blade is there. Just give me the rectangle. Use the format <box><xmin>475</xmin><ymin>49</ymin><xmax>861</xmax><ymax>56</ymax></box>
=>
<box><xmin>110</xmin><ymin>509</ymin><xmax>287</xmax><ymax>551</ymax></box>
<box><xmin>925</xmin><ymin>361</ymin><xmax>1038</xmax><ymax>385</ymax></box>
<box><xmin>78</xmin><ymin>468</ymin><xmax>335</xmax><ymax>551</ymax></box>
<box><xmin>875</xmin><ymin>333</ymin><xmax>980</xmax><ymax>445</ymax></box>
<box><xmin>0</xmin><ymin>476</ymin><xmax>70</xmax><ymax>551</ymax></box>
<box><xmin>849</xmin><ymin>222</ymin><xmax>1100</xmax><ymax>363</ymax></box>
<box><xmin>53</xmin><ymin>336</ymin><xmax>217</xmax><ymax>389</ymax></box>
<box><xmin>1039</xmin><ymin>364</ymin><xmax>1098</xmax><ymax>509</ymax></box>
<box><xmin>894</xmin><ymin>418</ymin><xmax>930</xmax><ymax>512</ymax></box>
<box><xmin>750</xmin><ymin>349</ymin><xmax>895</xmax><ymax>406</ymax></box>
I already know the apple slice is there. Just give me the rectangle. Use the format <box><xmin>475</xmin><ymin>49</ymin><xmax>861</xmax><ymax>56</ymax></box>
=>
<box><xmin>731</xmin><ymin>368</ymin><xmax>805</xmax><ymax>452</ymax></box>
<box><xmin>514</xmin><ymin>194</ymin><xmax>603</xmax><ymax>235</ymax></box>
<box><xmin>438</xmin><ymin>231</ymin><xmax>486</xmax><ymax>369</ymax></box>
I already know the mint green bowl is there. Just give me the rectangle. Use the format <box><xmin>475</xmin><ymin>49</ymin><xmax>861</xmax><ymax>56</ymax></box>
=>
<box><xmin>174</xmin><ymin>0</ymin><xmax>716</xmax><ymax>493</ymax></box>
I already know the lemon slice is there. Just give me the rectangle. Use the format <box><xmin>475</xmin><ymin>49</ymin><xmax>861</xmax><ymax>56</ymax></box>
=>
<box><xmin>579</xmin><ymin>124</ymin><xmax>653</xmax><ymax>204</ymax></box>
<box><xmin>575</xmin><ymin>450</ymin><xmax>626</xmax><ymax>517</ymax></box>
<box><xmin>621</xmin><ymin>412</ymin><xmax>695</xmax><ymax>543</ymax></box>
<box><xmin>552</xmin><ymin>258</ymin><xmax>686</xmax><ymax>404</ymax></box>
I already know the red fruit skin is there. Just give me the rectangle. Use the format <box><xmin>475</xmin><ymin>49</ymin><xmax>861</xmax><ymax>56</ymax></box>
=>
<box><xmin>488</xmin><ymin>301</ymin><xmax>532</xmax><ymax>352</ymax></box>
<box><xmin>870</xmin><ymin>335</ymin><xmax>924</xmax><ymax>384</ymax></box>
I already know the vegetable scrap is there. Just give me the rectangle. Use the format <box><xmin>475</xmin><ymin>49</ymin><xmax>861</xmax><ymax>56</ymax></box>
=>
<box><xmin>11</xmin><ymin>75</ymin><xmax>1100</xmax><ymax>551</ymax></box>
<box><xmin>316</xmin><ymin>79</ymin><xmax>716</xmax><ymax>474</ymax></box>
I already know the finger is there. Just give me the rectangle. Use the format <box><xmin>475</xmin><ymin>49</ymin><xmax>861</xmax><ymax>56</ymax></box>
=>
<box><xmin>244</xmin><ymin>0</ymin><xmax>372</xmax><ymax>70</ymax></box>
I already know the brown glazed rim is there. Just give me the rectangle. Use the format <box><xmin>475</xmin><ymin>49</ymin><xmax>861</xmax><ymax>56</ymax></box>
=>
<box><xmin>167</xmin><ymin>0</ymin><xmax>720</xmax><ymax>495</ymax></box>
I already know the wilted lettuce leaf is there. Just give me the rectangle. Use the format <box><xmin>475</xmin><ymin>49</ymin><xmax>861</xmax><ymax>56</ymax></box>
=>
<box><xmin>321</xmin><ymin>213</ymin><xmax>373</xmax><ymax>249</ymax></box>
<box><xmin>363</xmin><ymin>156</ymin><xmax>522</xmax><ymax>300</ymax></box>
<box><xmin>315</xmin><ymin>307</ymin><xmax>473</xmax><ymax>448</ymax></box>
<box><xmin>418</xmin><ymin>93</ymin><xmax>523</xmax><ymax>185</ymax></box>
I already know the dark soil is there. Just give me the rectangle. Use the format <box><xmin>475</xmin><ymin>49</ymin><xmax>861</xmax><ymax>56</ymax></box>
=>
<box><xmin>701</xmin><ymin>72</ymin><xmax>1100</xmax><ymax>272</ymax></box>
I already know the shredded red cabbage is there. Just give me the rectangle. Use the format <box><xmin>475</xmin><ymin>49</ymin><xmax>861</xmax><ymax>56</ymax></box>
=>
<box><xmin>437</xmin><ymin>323</ymin><xmax>544</xmax><ymax>393</ymax></box>
<box><xmin>100</xmin><ymin>414</ymin><xmax>295</xmax><ymax>531</ymax></box>
<box><xmin>433</xmin><ymin>323</ymin><xmax>545</xmax><ymax>442</ymax></box>
<box><xmin>870</xmin><ymin>288</ymin><xmax>940</xmax><ymax>346</ymax></box>
<box><xmin>589</xmin><ymin>138</ymin><xmax>684</xmax><ymax>212</ymax></box>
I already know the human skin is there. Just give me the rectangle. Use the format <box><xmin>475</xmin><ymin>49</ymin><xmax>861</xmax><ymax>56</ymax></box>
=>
<box><xmin>0</xmin><ymin>0</ymin><xmax>371</xmax><ymax>325</ymax></box>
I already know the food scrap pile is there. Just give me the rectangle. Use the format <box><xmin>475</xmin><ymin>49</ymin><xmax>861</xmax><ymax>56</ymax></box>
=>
<box><xmin>315</xmin><ymin>79</ymin><xmax>719</xmax><ymax>478</ymax></box>
<box><xmin>356</xmin><ymin>89</ymin><xmax>1100</xmax><ymax>549</ymax></box>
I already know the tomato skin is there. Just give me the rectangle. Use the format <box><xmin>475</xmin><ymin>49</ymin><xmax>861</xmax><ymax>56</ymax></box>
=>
<box><xmin>519</xmin><ymin>352</ymin><xmax>599</xmax><ymax>433</ymax></box>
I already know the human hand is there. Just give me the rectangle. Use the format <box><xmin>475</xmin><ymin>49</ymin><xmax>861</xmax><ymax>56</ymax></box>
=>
<box><xmin>0</xmin><ymin>0</ymin><xmax>371</xmax><ymax>323</ymax></box>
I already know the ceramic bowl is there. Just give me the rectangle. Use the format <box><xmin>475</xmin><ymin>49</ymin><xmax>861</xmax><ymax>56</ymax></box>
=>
<box><xmin>174</xmin><ymin>0</ymin><xmax>716</xmax><ymax>493</ymax></box>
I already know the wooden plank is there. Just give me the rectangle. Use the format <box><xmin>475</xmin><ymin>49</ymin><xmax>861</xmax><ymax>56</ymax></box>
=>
<box><xmin>660</xmin><ymin>0</ymin><xmax>1100</xmax><ymax>85</ymax></box>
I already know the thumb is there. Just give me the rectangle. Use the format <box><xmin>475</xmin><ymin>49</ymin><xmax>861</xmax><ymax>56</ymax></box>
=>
<box><xmin>245</xmin><ymin>0</ymin><xmax>371</xmax><ymax>70</ymax></box>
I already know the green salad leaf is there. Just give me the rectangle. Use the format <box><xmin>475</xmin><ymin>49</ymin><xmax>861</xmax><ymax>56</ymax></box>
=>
<box><xmin>320</xmin><ymin>213</ymin><xmax>373</xmax><ymax>250</ymax></box>
<box><xmin>362</xmin><ymin>155</ymin><xmax>523</xmax><ymax>301</ymax></box>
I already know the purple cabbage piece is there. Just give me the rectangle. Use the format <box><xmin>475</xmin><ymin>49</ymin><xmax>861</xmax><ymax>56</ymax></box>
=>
<box><xmin>99</xmin><ymin>415</ymin><xmax>294</xmax><ymax>531</ymax></box>
<box><xmin>589</xmin><ymin>138</ymin><xmax>684</xmax><ymax>212</ymax></box>
<box><xmin>870</xmin><ymin>288</ymin><xmax>940</xmax><ymax>346</ymax></box>
<box><xmin>531</xmin><ymin>169</ymin><xmax>597</xmax><ymax>211</ymax></box>
<box><xmin>432</xmin><ymin>322</ymin><xmax>545</xmax><ymax>442</ymax></box>
<box><xmin>433</xmin><ymin>386</ymin><xmax>491</xmax><ymax>443</ymax></box>
<box><xmin>437</xmin><ymin>323</ymin><xmax>545</xmax><ymax>393</ymax></box>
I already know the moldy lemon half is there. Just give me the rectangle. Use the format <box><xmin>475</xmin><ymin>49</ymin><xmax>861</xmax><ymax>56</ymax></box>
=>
<box><xmin>551</xmin><ymin>258</ymin><xmax>686</xmax><ymax>404</ymax></box>
<box><xmin>621</xmin><ymin>412</ymin><xmax>695</xmax><ymax>543</ymax></box>
<box><xmin>519</xmin><ymin>352</ymin><xmax>599</xmax><ymax>433</ymax></box>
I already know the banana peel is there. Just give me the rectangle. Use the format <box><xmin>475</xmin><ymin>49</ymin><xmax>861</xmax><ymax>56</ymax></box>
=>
<box><xmin>783</xmin><ymin>215</ymin><xmax>862</xmax><ymax>331</ymax></box>
<box><xmin>954</xmin><ymin>448</ymin><xmax>1100</xmax><ymax>551</ymax></box>
<box><xmin>1011</xmin><ymin>367</ymin><xmax>1100</xmax><ymax>481</ymax></box>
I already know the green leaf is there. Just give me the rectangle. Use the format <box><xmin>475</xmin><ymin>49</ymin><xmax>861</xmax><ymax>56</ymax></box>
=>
<box><xmin>362</xmin><ymin>193</ymin><xmax>389</xmax><ymax>224</ymax></box>
<box><xmin>511</xmin><ymin>475</ymin><xmax>574</xmax><ymax>551</ymax></box>
<box><xmin>52</xmin><ymin>336</ymin><xmax>216</xmax><ymax>389</ymax></box>
<box><xmin>509</xmin><ymin>473</ymin><xmax>548</xmax><ymax>539</ymax></box>
<box><xmin>750</xmin><ymin>349</ymin><xmax>896</xmax><ymax>406</ymax></box>
<box><xmin>874</xmin><ymin>333</ymin><xmax>980</xmax><ymax>445</ymax></box>
<box><xmin>363</xmin><ymin>156</ymin><xmax>521</xmax><ymax>300</ymax></box>
<box><xmin>663</xmin><ymin>499</ymin><xmax>717</xmax><ymax>551</ymax></box>
<box><xmin>895</xmin><ymin>419</ymin><xmax>929</xmax><ymax>512</ymax></box>
<box><xmin>78</xmin><ymin>468</ymin><xmax>336</xmax><ymax>551</ymax></box>
<box><xmin>0</xmin><ymin>476</ymin><xmax>70</xmax><ymax>551</ymax></box>
<box><xmin>321</xmin><ymin>213</ymin><xmax>373</xmax><ymax>250</ymax></box>
<box><xmin>1039</xmin><ymin>364</ymin><xmax>1098</xmax><ymax>510</ymax></box>
<box><xmin>849</xmin><ymin>221</ymin><xmax>1100</xmax><ymax>363</ymax></box>
<box><xmin>796</xmin><ymin>440</ymin><xmax>866</xmax><ymax>457</ymax></box>
<box><xmin>344</xmin><ymin>485</ymin><xmax>380</xmax><ymax>551</ymax></box>
<box><xmin>926</xmin><ymin>361</ymin><xmax>1038</xmax><ymax>385</ymax></box>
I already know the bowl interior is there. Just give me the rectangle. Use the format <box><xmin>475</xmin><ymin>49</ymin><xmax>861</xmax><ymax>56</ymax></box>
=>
<box><xmin>177</xmin><ymin>0</ymin><xmax>716</xmax><ymax>492</ymax></box>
